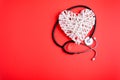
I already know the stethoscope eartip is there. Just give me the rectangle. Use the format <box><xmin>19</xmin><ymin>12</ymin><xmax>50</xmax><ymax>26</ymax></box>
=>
<box><xmin>91</xmin><ymin>57</ymin><xmax>96</xmax><ymax>61</ymax></box>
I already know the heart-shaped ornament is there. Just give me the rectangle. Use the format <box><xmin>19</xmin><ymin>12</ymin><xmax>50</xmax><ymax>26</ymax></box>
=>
<box><xmin>59</xmin><ymin>9</ymin><xmax>95</xmax><ymax>44</ymax></box>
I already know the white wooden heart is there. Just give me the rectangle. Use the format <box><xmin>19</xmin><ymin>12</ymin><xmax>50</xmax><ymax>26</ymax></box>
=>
<box><xmin>59</xmin><ymin>9</ymin><xmax>95</xmax><ymax>44</ymax></box>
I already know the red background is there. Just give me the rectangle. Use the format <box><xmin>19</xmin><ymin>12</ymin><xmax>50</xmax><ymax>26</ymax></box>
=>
<box><xmin>0</xmin><ymin>0</ymin><xmax>120</xmax><ymax>80</ymax></box>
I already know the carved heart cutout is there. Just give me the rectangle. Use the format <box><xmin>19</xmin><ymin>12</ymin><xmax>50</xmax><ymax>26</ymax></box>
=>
<box><xmin>59</xmin><ymin>9</ymin><xmax>95</xmax><ymax>44</ymax></box>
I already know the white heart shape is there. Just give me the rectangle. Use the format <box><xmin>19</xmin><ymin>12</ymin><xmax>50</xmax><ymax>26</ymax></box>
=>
<box><xmin>59</xmin><ymin>9</ymin><xmax>95</xmax><ymax>44</ymax></box>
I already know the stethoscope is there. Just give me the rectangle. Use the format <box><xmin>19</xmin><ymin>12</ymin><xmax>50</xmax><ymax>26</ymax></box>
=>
<box><xmin>52</xmin><ymin>5</ymin><xmax>97</xmax><ymax>61</ymax></box>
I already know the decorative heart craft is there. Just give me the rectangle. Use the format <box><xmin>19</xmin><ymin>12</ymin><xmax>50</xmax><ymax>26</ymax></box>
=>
<box><xmin>59</xmin><ymin>9</ymin><xmax>95</xmax><ymax>44</ymax></box>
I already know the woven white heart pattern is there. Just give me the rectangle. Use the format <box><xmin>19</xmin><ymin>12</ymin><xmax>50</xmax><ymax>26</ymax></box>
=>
<box><xmin>59</xmin><ymin>9</ymin><xmax>95</xmax><ymax>44</ymax></box>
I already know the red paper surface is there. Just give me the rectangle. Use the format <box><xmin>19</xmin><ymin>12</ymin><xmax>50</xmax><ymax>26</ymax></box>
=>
<box><xmin>0</xmin><ymin>0</ymin><xmax>120</xmax><ymax>80</ymax></box>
